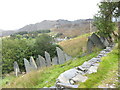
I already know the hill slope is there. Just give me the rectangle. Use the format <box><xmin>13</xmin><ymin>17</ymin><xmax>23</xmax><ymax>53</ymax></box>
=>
<box><xmin>2</xmin><ymin>52</ymin><xmax>98</xmax><ymax>88</ymax></box>
<box><xmin>2</xmin><ymin>45</ymin><xmax>118</xmax><ymax>88</ymax></box>
<box><xmin>2</xmin><ymin>33</ymin><xmax>118</xmax><ymax>88</ymax></box>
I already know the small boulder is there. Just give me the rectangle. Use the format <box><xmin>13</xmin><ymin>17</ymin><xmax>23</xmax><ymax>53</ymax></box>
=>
<box><xmin>72</xmin><ymin>74</ymin><xmax>88</xmax><ymax>83</ymax></box>
<box><xmin>87</xmin><ymin>63</ymin><xmax>99</xmax><ymax>74</ymax></box>
<box><xmin>56</xmin><ymin>83</ymin><xmax>78</xmax><ymax>88</ymax></box>
<box><xmin>81</xmin><ymin>61</ymin><xmax>91</xmax><ymax>69</ymax></box>
<box><xmin>57</xmin><ymin>68</ymin><xmax>78</xmax><ymax>84</ymax></box>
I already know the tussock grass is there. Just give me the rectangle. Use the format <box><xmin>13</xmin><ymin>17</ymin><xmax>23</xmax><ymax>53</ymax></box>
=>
<box><xmin>1</xmin><ymin>75</ymin><xmax>16</xmax><ymax>86</ymax></box>
<box><xmin>58</xmin><ymin>33</ymin><xmax>91</xmax><ymax>57</ymax></box>
<box><xmin>3</xmin><ymin>52</ymin><xmax>98</xmax><ymax>88</ymax></box>
<box><xmin>79</xmin><ymin>44</ymin><xmax>118</xmax><ymax>88</ymax></box>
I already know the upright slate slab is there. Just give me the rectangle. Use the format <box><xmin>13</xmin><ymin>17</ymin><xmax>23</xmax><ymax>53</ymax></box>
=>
<box><xmin>90</xmin><ymin>33</ymin><xmax>105</xmax><ymax>49</ymax></box>
<box><xmin>100</xmin><ymin>37</ymin><xmax>109</xmax><ymax>47</ymax></box>
<box><xmin>36</xmin><ymin>58</ymin><xmax>41</xmax><ymax>68</ymax></box>
<box><xmin>13</xmin><ymin>61</ymin><xmax>20</xmax><ymax>76</ymax></box>
<box><xmin>56</xmin><ymin>47</ymin><xmax>66</xmax><ymax>64</ymax></box>
<box><xmin>30</xmin><ymin>56</ymin><xmax>37</xmax><ymax>70</ymax></box>
<box><xmin>24</xmin><ymin>58</ymin><xmax>31</xmax><ymax>73</ymax></box>
<box><xmin>64</xmin><ymin>53</ymin><xmax>72</xmax><ymax>61</ymax></box>
<box><xmin>52</xmin><ymin>57</ymin><xmax>58</xmax><ymax>65</ymax></box>
<box><xmin>87</xmin><ymin>38</ymin><xmax>94</xmax><ymax>53</ymax></box>
<box><xmin>45</xmin><ymin>51</ymin><xmax>51</xmax><ymax>66</ymax></box>
<box><xmin>38</xmin><ymin>55</ymin><xmax>46</xmax><ymax>67</ymax></box>
<box><xmin>100</xmin><ymin>36</ymin><xmax>104</xmax><ymax>43</ymax></box>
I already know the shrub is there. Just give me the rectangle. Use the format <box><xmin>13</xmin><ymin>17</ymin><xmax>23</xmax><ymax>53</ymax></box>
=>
<box><xmin>2</xmin><ymin>38</ymin><xmax>33</xmax><ymax>74</ymax></box>
<box><xmin>2</xmin><ymin>34</ymin><xmax>60</xmax><ymax>74</ymax></box>
<box><xmin>34</xmin><ymin>34</ymin><xmax>61</xmax><ymax>58</ymax></box>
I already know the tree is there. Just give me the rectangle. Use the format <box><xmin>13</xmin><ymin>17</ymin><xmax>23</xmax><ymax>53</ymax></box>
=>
<box><xmin>2</xmin><ymin>34</ymin><xmax>61</xmax><ymax>74</ymax></box>
<box><xmin>2</xmin><ymin>38</ymin><xmax>33</xmax><ymax>74</ymax></box>
<box><xmin>94</xmin><ymin>1</ymin><xmax>120</xmax><ymax>42</ymax></box>
<box><xmin>34</xmin><ymin>34</ymin><xmax>60</xmax><ymax>58</ymax></box>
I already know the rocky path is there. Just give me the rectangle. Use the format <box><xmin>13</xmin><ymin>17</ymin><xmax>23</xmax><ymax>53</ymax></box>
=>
<box><xmin>45</xmin><ymin>45</ymin><xmax>114</xmax><ymax>88</ymax></box>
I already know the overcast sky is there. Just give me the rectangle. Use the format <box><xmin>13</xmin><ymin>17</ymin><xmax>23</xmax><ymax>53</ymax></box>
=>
<box><xmin>0</xmin><ymin>0</ymin><xmax>101</xmax><ymax>30</ymax></box>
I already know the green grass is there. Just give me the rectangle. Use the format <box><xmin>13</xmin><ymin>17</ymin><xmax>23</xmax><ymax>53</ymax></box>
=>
<box><xmin>2</xmin><ymin>45</ymin><xmax>118</xmax><ymax>88</ymax></box>
<box><xmin>2</xmin><ymin>51</ymin><xmax>98</xmax><ymax>88</ymax></box>
<box><xmin>78</xmin><ymin>44</ymin><xmax>118</xmax><ymax>88</ymax></box>
<box><xmin>1</xmin><ymin>75</ymin><xmax>16</xmax><ymax>86</ymax></box>
<box><xmin>2</xmin><ymin>33</ymin><xmax>118</xmax><ymax>88</ymax></box>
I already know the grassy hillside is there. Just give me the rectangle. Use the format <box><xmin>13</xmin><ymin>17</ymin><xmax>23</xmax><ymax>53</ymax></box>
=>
<box><xmin>58</xmin><ymin>33</ymin><xmax>91</xmax><ymax>57</ymax></box>
<box><xmin>78</xmin><ymin>44</ymin><xmax>118</xmax><ymax>88</ymax></box>
<box><xmin>2</xmin><ymin>33</ymin><xmax>118</xmax><ymax>88</ymax></box>
<box><xmin>2</xmin><ymin>52</ymin><xmax>98</xmax><ymax>88</ymax></box>
<box><xmin>2</xmin><ymin>44</ymin><xmax>118</xmax><ymax>88</ymax></box>
<box><xmin>2</xmin><ymin>32</ymin><xmax>92</xmax><ymax>88</ymax></box>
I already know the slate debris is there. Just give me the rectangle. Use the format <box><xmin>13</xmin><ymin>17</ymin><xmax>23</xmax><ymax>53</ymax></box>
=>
<box><xmin>55</xmin><ymin>46</ymin><xmax>114</xmax><ymax>88</ymax></box>
<box><xmin>18</xmin><ymin>41</ymin><xmax>114</xmax><ymax>88</ymax></box>
<box><xmin>72</xmin><ymin>74</ymin><xmax>88</xmax><ymax>83</ymax></box>
<box><xmin>57</xmin><ymin>68</ymin><xmax>78</xmax><ymax>84</ymax></box>
<box><xmin>86</xmin><ymin>63</ymin><xmax>99</xmax><ymax>74</ymax></box>
<box><xmin>56</xmin><ymin>83</ymin><xmax>78</xmax><ymax>88</ymax></box>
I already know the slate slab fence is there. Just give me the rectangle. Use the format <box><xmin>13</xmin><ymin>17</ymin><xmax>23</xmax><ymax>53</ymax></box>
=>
<box><xmin>14</xmin><ymin>33</ymin><xmax>111</xmax><ymax>75</ymax></box>
<box><xmin>14</xmin><ymin>47</ymin><xmax>72</xmax><ymax>74</ymax></box>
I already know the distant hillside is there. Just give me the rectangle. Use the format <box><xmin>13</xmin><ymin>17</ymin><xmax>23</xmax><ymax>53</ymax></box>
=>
<box><xmin>53</xmin><ymin>19</ymin><xmax>96</xmax><ymax>37</ymax></box>
<box><xmin>1</xmin><ymin>30</ymin><xmax>17</xmax><ymax>37</ymax></box>
<box><xmin>1</xmin><ymin>19</ymin><xmax>97</xmax><ymax>37</ymax></box>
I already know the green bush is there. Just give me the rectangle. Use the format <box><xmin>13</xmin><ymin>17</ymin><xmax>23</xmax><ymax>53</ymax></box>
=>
<box><xmin>34</xmin><ymin>34</ymin><xmax>61</xmax><ymax>58</ymax></box>
<box><xmin>2</xmin><ymin>38</ymin><xmax>33</xmax><ymax>74</ymax></box>
<box><xmin>2</xmin><ymin>34</ymin><xmax>60</xmax><ymax>74</ymax></box>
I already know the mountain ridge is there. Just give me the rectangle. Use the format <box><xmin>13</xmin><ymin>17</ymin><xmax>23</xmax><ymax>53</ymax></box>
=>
<box><xmin>1</xmin><ymin>19</ymin><xmax>94</xmax><ymax>37</ymax></box>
